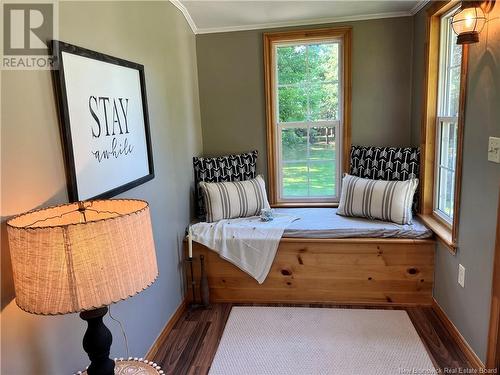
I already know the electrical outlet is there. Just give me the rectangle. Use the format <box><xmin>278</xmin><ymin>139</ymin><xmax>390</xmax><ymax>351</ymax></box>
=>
<box><xmin>458</xmin><ymin>264</ymin><xmax>465</xmax><ymax>288</ymax></box>
<box><xmin>488</xmin><ymin>137</ymin><xmax>500</xmax><ymax>163</ymax></box>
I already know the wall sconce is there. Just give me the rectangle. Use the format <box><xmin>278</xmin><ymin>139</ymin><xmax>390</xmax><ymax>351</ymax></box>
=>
<box><xmin>451</xmin><ymin>1</ymin><xmax>494</xmax><ymax>45</ymax></box>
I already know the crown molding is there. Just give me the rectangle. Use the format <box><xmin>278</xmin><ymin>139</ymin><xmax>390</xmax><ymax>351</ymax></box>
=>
<box><xmin>169</xmin><ymin>0</ymin><xmax>198</xmax><ymax>34</ymax></box>
<box><xmin>410</xmin><ymin>0</ymin><xmax>431</xmax><ymax>15</ymax></box>
<box><xmin>172</xmin><ymin>0</ymin><xmax>430</xmax><ymax>35</ymax></box>
<box><xmin>197</xmin><ymin>11</ymin><xmax>412</xmax><ymax>34</ymax></box>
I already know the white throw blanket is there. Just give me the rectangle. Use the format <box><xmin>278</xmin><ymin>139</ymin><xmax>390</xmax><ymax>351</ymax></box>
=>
<box><xmin>190</xmin><ymin>214</ymin><xmax>298</xmax><ymax>283</ymax></box>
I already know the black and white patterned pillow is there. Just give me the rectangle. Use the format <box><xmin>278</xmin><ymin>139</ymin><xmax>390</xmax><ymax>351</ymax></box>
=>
<box><xmin>193</xmin><ymin>150</ymin><xmax>258</xmax><ymax>218</ymax></box>
<box><xmin>349</xmin><ymin>146</ymin><xmax>420</xmax><ymax>211</ymax></box>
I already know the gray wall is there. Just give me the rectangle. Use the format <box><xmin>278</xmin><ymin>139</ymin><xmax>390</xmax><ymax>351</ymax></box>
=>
<box><xmin>196</xmin><ymin>17</ymin><xmax>414</xmax><ymax>181</ymax></box>
<box><xmin>2</xmin><ymin>2</ymin><xmax>498</xmax><ymax>371</ymax></box>
<box><xmin>196</xmin><ymin>9</ymin><xmax>500</xmax><ymax>363</ymax></box>
<box><xmin>411</xmin><ymin>4</ymin><xmax>500</xmax><ymax>363</ymax></box>
<box><xmin>410</xmin><ymin>7</ymin><xmax>427</xmax><ymax>146</ymax></box>
<box><xmin>0</xmin><ymin>2</ymin><xmax>202</xmax><ymax>374</ymax></box>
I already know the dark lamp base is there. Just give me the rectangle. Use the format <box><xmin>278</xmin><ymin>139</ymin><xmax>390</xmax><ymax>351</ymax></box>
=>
<box><xmin>80</xmin><ymin>307</ymin><xmax>115</xmax><ymax>375</ymax></box>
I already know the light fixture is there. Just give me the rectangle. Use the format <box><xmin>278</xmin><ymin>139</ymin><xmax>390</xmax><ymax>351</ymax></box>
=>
<box><xmin>7</xmin><ymin>199</ymin><xmax>158</xmax><ymax>375</ymax></box>
<box><xmin>451</xmin><ymin>1</ymin><xmax>489</xmax><ymax>44</ymax></box>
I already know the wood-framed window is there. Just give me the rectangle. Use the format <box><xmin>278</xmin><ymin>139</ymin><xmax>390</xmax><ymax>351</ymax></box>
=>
<box><xmin>263</xmin><ymin>27</ymin><xmax>351</xmax><ymax>207</ymax></box>
<box><xmin>420</xmin><ymin>1</ymin><xmax>468</xmax><ymax>252</ymax></box>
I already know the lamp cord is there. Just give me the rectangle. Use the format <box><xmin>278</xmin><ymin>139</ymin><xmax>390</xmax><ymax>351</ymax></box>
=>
<box><xmin>108</xmin><ymin>305</ymin><xmax>130</xmax><ymax>358</ymax></box>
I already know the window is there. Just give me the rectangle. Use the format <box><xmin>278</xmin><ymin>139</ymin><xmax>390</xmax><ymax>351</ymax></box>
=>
<box><xmin>434</xmin><ymin>7</ymin><xmax>462</xmax><ymax>224</ymax></box>
<box><xmin>420</xmin><ymin>2</ymin><xmax>468</xmax><ymax>251</ymax></box>
<box><xmin>435</xmin><ymin>119</ymin><xmax>457</xmax><ymax>221</ymax></box>
<box><xmin>264</xmin><ymin>28</ymin><xmax>351</xmax><ymax>205</ymax></box>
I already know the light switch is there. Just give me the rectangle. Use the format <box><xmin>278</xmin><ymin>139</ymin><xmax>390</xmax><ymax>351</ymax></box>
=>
<box><xmin>488</xmin><ymin>137</ymin><xmax>500</xmax><ymax>163</ymax></box>
<box><xmin>458</xmin><ymin>264</ymin><xmax>465</xmax><ymax>288</ymax></box>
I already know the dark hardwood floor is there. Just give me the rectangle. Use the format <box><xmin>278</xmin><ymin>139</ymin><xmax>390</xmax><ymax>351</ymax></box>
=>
<box><xmin>151</xmin><ymin>303</ymin><xmax>473</xmax><ymax>375</ymax></box>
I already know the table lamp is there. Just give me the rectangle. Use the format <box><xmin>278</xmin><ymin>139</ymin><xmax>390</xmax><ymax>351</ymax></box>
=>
<box><xmin>6</xmin><ymin>199</ymin><xmax>158</xmax><ymax>375</ymax></box>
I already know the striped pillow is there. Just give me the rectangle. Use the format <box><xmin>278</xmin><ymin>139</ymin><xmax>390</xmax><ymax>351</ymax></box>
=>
<box><xmin>200</xmin><ymin>175</ymin><xmax>270</xmax><ymax>222</ymax></box>
<box><xmin>337</xmin><ymin>174</ymin><xmax>419</xmax><ymax>225</ymax></box>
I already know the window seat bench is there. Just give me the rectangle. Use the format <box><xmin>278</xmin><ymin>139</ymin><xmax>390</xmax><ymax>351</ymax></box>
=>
<box><xmin>186</xmin><ymin>209</ymin><xmax>436</xmax><ymax>307</ymax></box>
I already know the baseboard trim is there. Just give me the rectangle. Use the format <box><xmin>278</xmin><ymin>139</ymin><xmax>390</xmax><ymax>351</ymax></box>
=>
<box><xmin>432</xmin><ymin>298</ymin><xmax>485</xmax><ymax>369</ymax></box>
<box><xmin>145</xmin><ymin>297</ymin><xmax>188</xmax><ymax>359</ymax></box>
<box><xmin>210</xmin><ymin>298</ymin><xmax>433</xmax><ymax>308</ymax></box>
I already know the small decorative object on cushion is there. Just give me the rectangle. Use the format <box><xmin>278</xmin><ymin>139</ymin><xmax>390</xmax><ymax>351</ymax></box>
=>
<box><xmin>260</xmin><ymin>208</ymin><xmax>274</xmax><ymax>222</ymax></box>
<box><xmin>193</xmin><ymin>150</ymin><xmax>258</xmax><ymax>219</ymax></box>
<box><xmin>349</xmin><ymin>145</ymin><xmax>420</xmax><ymax>211</ymax></box>
<box><xmin>200</xmin><ymin>175</ymin><xmax>270</xmax><ymax>222</ymax></box>
<box><xmin>337</xmin><ymin>174</ymin><xmax>419</xmax><ymax>225</ymax></box>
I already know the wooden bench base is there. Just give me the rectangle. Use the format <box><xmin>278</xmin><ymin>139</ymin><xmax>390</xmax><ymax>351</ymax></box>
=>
<box><xmin>186</xmin><ymin>238</ymin><xmax>436</xmax><ymax>306</ymax></box>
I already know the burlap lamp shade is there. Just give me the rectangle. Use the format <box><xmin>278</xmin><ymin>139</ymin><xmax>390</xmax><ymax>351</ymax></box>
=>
<box><xmin>6</xmin><ymin>199</ymin><xmax>158</xmax><ymax>315</ymax></box>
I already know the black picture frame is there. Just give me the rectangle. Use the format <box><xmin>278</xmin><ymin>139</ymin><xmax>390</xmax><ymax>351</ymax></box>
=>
<box><xmin>51</xmin><ymin>40</ymin><xmax>154</xmax><ymax>202</ymax></box>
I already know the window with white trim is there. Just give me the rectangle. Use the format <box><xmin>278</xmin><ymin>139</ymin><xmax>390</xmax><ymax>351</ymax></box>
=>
<box><xmin>434</xmin><ymin>6</ymin><xmax>462</xmax><ymax>224</ymax></box>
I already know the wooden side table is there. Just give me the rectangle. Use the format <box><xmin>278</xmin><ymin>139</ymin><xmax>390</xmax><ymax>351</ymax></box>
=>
<box><xmin>76</xmin><ymin>358</ymin><xmax>164</xmax><ymax>375</ymax></box>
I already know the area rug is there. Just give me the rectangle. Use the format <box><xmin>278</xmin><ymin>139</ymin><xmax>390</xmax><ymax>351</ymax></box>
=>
<box><xmin>209</xmin><ymin>307</ymin><xmax>436</xmax><ymax>375</ymax></box>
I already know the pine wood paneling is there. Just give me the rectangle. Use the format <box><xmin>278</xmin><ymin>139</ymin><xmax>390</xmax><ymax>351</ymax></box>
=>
<box><xmin>186</xmin><ymin>239</ymin><xmax>435</xmax><ymax>306</ymax></box>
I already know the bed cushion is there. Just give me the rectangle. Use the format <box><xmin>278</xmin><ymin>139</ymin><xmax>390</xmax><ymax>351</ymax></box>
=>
<box><xmin>337</xmin><ymin>174</ymin><xmax>418</xmax><ymax>225</ymax></box>
<box><xmin>350</xmin><ymin>145</ymin><xmax>420</xmax><ymax>211</ymax></box>
<box><xmin>276</xmin><ymin>208</ymin><xmax>432</xmax><ymax>239</ymax></box>
<box><xmin>200</xmin><ymin>175</ymin><xmax>270</xmax><ymax>222</ymax></box>
<box><xmin>193</xmin><ymin>150</ymin><xmax>258</xmax><ymax>218</ymax></box>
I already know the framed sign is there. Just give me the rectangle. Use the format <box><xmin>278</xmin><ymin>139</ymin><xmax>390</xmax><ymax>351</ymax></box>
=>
<box><xmin>51</xmin><ymin>40</ymin><xmax>154</xmax><ymax>202</ymax></box>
